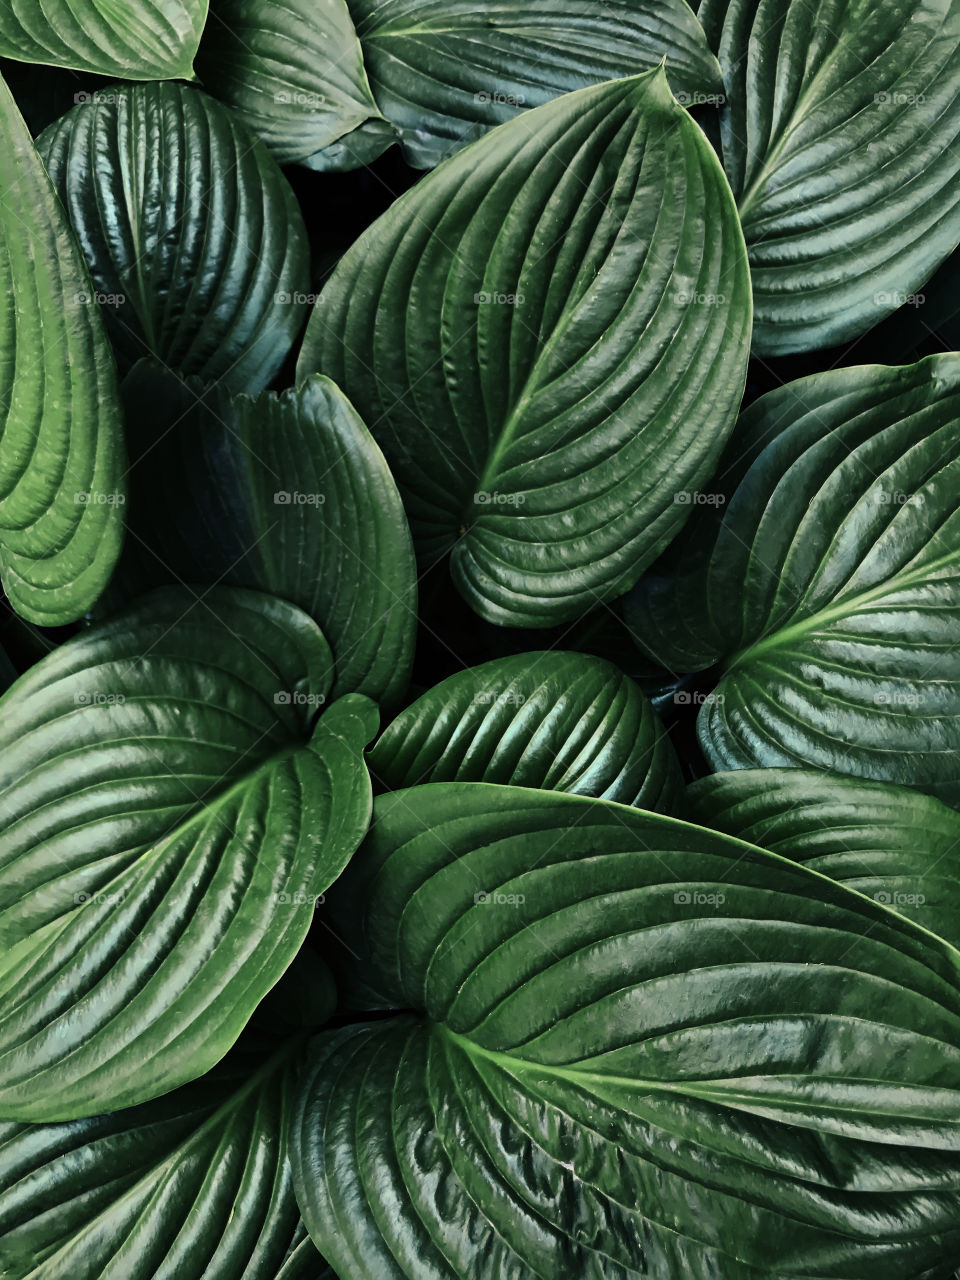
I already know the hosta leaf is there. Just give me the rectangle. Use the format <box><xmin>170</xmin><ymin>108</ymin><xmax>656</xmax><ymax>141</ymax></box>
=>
<box><xmin>198</xmin><ymin>0</ymin><xmax>396</xmax><ymax>168</ymax></box>
<box><xmin>117</xmin><ymin>363</ymin><xmax>417</xmax><ymax>710</ymax></box>
<box><xmin>299</xmin><ymin>69</ymin><xmax>751</xmax><ymax>627</ymax></box>
<box><xmin>0</xmin><ymin>74</ymin><xmax>125</xmax><ymax>626</ymax></box>
<box><xmin>0</xmin><ymin>586</ymin><xmax>376</xmax><ymax>1121</ymax></box>
<box><xmin>369</xmin><ymin>651</ymin><xmax>682</xmax><ymax>810</ymax></box>
<box><xmin>344</xmin><ymin>0</ymin><xmax>725</xmax><ymax>168</ymax></box>
<box><xmin>290</xmin><ymin>785</ymin><xmax>960</xmax><ymax>1279</ymax></box>
<box><xmin>37</xmin><ymin>81</ymin><xmax>309</xmax><ymax>394</ymax></box>
<box><xmin>0</xmin><ymin>1041</ymin><xmax>325</xmax><ymax>1280</ymax></box>
<box><xmin>698</xmin><ymin>0</ymin><xmax>960</xmax><ymax>355</ymax></box>
<box><xmin>626</xmin><ymin>356</ymin><xmax>960</xmax><ymax>802</ymax></box>
<box><xmin>0</xmin><ymin>0</ymin><xmax>206</xmax><ymax>79</ymax></box>
<box><xmin>690</xmin><ymin>768</ymin><xmax>960</xmax><ymax>950</ymax></box>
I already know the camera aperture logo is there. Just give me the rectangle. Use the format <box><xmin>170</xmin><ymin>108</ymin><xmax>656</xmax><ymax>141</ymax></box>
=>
<box><xmin>274</xmin><ymin>690</ymin><xmax>326</xmax><ymax>707</ymax></box>
<box><xmin>474</xmin><ymin>890</ymin><xmax>525</xmax><ymax>906</ymax></box>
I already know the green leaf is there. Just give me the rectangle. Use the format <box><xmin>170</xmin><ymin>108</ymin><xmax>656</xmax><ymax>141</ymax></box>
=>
<box><xmin>0</xmin><ymin>73</ymin><xmax>125</xmax><ymax>626</ymax></box>
<box><xmin>117</xmin><ymin>363</ymin><xmax>417</xmax><ymax>710</ymax></box>
<box><xmin>0</xmin><ymin>586</ymin><xmax>376</xmax><ymax>1121</ymax></box>
<box><xmin>369</xmin><ymin>651</ymin><xmax>682</xmax><ymax>811</ymax></box>
<box><xmin>0</xmin><ymin>1040</ymin><xmax>330</xmax><ymax>1280</ymax></box>
<box><xmin>698</xmin><ymin>0</ymin><xmax>960</xmax><ymax>355</ymax></box>
<box><xmin>344</xmin><ymin>0</ymin><xmax>725</xmax><ymax>168</ymax></box>
<box><xmin>0</xmin><ymin>0</ymin><xmax>207</xmax><ymax>79</ymax></box>
<box><xmin>689</xmin><ymin>768</ymin><xmax>960</xmax><ymax>952</ymax></box>
<box><xmin>37</xmin><ymin>81</ymin><xmax>310</xmax><ymax>394</ymax></box>
<box><xmin>290</xmin><ymin>784</ymin><xmax>960</xmax><ymax>1278</ymax></box>
<box><xmin>626</xmin><ymin>355</ymin><xmax>960</xmax><ymax>803</ymax></box>
<box><xmin>198</xmin><ymin>0</ymin><xmax>396</xmax><ymax>168</ymax></box>
<box><xmin>299</xmin><ymin>69</ymin><xmax>752</xmax><ymax>627</ymax></box>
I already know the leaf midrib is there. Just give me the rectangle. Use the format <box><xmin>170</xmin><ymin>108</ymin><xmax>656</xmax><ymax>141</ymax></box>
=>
<box><xmin>724</xmin><ymin>545</ymin><xmax>960</xmax><ymax>674</ymax></box>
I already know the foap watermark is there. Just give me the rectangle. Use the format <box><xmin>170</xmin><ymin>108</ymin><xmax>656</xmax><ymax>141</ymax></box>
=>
<box><xmin>474</xmin><ymin>690</ymin><xmax>526</xmax><ymax>706</ymax></box>
<box><xmin>673</xmin><ymin>690</ymin><xmax>724</xmax><ymax>707</ymax></box>
<box><xmin>874</xmin><ymin>290</ymin><xmax>924</xmax><ymax>308</ymax></box>
<box><xmin>875</xmin><ymin>490</ymin><xmax>924</xmax><ymax>507</ymax></box>
<box><xmin>74</xmin><ymin>90</ymin><xmax>126</xmax><ymax>105</ymax></box>
<box><xmin>74</xmin><ymin>691</ymin><xmax>125</xmax><ymax>706</ymax></box>
<box><xmin>873</xmin><ymin>691</ymin><xmax>922</xmax><ymax>707</ymax></box>
<box><xmin>75</xmin><ymin>290</ymin><xmax>125</xmax><ymax>306</ymax></box>
<box><xmin>274</xmin><ymin>90</ymin><xmax>326</xmax><ymax>106</ymax></box>
<box><xmin>474</xmin><ymin>490</ymin><xmax>525</xmax><ymax>506</ymax></box>
<box><xmin>274</xmin><ymin>690</ymin><xmax>327</xmax><ymax>707</ymax></box>
<box><xmin>74</xmin><ymin>890</ymin><xmax>125</xmax><ymax>905</ymax></box>
<box><xmin>874</xmin><ymin>889</ymin><xmax>926</xmax><ymax>907</ymax></box>
<box><xmin>474</xmin><ymin>90</ymin><xmax>525</xmax><ymax>106</ymax></box>
<box><xmin>675</xmin><ymin>91</ymin><xmax>726</xmax><ymax>106</ymax></box>
<box><xmin>674</xmin><ymin>491</ymin><xmax>725</xmax><ymax>507</ymax></box>
<box><xmin>74</xmin><ymin>490</ymin><xmax>125</xmax><ymax>506</ymax></box>
<box><xmin>274</xmin><ymin>490</ymin><xmax>325</xmax><ymax>505</ymax></box>
<box><xmin>874</xmin><ymin>91</ymin><xmax>926</xmax><ymax>106</ymax></box>
<box><xmin>274</xmin><ymin>891</ymin><xmax>327</xmax><ymax>907</ymax></box>
<box><xmin>474</xmin><ymin>890</ymin><xmax>525</xmax><ymax>906</ymax></box>
<box><xmin>474</xmin><ymin>290</ymin><xmax>524</xmax><ymax>306</ymax></box>
<box><xmin>673</xmin><ymin>290</ymin><xmax>726</xmax><ymax>307</ymax></box>
<box><xmin>674</xmin><ymin>889</ymin><xmax>726</xmax><ymax>906</ymax></box>
<box><xmin>275</xmin><ymin>290</ymin><xmax>321</xmax><ymax>305</ymax></box>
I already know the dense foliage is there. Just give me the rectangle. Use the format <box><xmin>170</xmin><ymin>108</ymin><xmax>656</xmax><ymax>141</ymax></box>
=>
<box><xmin>2</xmin><ymin>1</ymin><xmax>960</xmax><ymax>1276</ymax></box>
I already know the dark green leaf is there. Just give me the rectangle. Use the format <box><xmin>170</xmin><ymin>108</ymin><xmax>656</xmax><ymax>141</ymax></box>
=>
<box><xmin>0</xmin><ymin>0</ymin><xmax>206</xmax><ymax>79</ymax></box>
<box><xmin>690</xmin><ymin>768</ymin><xmax>960</xmax><ymax>951</ymax></box>
<box><xmin>626</xmin><ymin>356</ymin><xmax>960</xmax><ymax>802</ymax></box>
<box><xmin>37</xmin><ymin>82</ymin><xmax>310</xmax><ymax>394</ymax></box>
<box><xmin>198</xmin><ymin>0</ymin><xmax>396</xmax><ymax>168</ymax></box>
<box><xmin>698</xmin><ymin>0</ymin><xmax>960</xmax><ymax>354</ymax></box>
<box><xmin>299</xmin><ymin>69</ymin><xmax>751</xmax><ymax>626</ymax></box>
<box><xmin>291</xmin><ymin>784</ymin><xmax>960</xmax><ymax>1278</ymax></box>
<box><xmin>118</xmin><ymin>363</ymin><xmax>417</xmax><ymax>710</ymax></box>
<box><xmin>369</xmin><ymin>651</ymin><xmax>682</xmax><ymax>810</ymax></box>
<box><xmin>0</xmin><ymin>1040</ymin><xmax>327</xmax><ymax>1280</ymax></box>
<box><xmin>345</xmin><ymin>0</ymin><xmax>724</xmax><ymax>168</ymax></box>
<box><xmin>0</xmin><ymin>587</ymin><xmax>376</xmax><ymax>1121</ymax></box>
<box><xmin>0</xmin><ymin>73</ymin><xmax>125</xmax><ymax>626</ymax></box>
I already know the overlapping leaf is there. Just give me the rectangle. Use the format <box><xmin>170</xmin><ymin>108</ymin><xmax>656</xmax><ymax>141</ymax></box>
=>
<box><xmin>0</xmin><ymin>0</ymin><xmax>207</xmax><ymax>79</ymax></box>
<box><xmin>626</xmin><ymin>356</ymin><xmax>960</xmax><ymax>802</ymax></box>
<box><xmin>37</xmin><ymin>82</ymin><xmax>309</xmax><ymax>394</ymax></box>
<box><xmin>291</xmin><ymin>784</ymin><xmax>960</xmax><ymax>1279</ymax></box>
<box><xmin>690</xmin><ymin>769</ymin><xmax>960</xmax><ymax>950</ymax></box>
<box><xmin>0</xmin><ymin>74</ymin><xmax>125</xmax><ymax>626</ymax></box>
<box><xmin>117</xmin><ymin>364</ymin><xmax>417</xmax><ymax>710</ymax></box>
<box><xmin>0</xmin><ymin>1041</ymin><xmax>329</xmax><ymax>1280</ymax></box>
<box><xmin>345</xmin><ymin>0</ymin><xmax>725</xmax><ymax>167</ymax></box>
<box><xmin>299</xmin><ymin>69</ymin><xmax>752</xmax><ymax>626</ymax></box>
<box><xmin>369</xmin><ymin>651</ymin><xmax>682</xmax><ymax>810</ymax></box>
<box><xmin>198</xmin><ymin>0</ymin><xmax>396</xmax><ymax>168</ymax></box>
<box><xmin>698</xmin><ymin>0</ymin><xmax>960</xmax><ymax>354</ymax></box>
<box><xmin>0</xmin><ymin>587</ymin><xmax>376</xmax><ymax>1121</ymax></box>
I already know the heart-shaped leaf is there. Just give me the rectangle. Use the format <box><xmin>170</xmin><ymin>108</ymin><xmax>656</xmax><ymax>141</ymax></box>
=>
<box><xmin>198</xmin><ymin>0</ymin><xmax>396</xmax><ymax>168</ymax></box>
<box><xmin>690</xmin><ymin>768</ymin><xmax>960</xmax><ymax>951</ymax></box>
<box><xmin>0</xmin><ymin>0</ymin><xmax>207</xmax><ymax>79</ymax></box>
<box><xmin>37</xmin><ymin>82</ymin><xmax>310</xmax><ymax>394</ymax></box>
<box><xmin>626</xmin><ymin>356</ymin><xmax>960</xmax><ymax>802</ymax></box>
<box><xmin>0</xmin><ymin>586</ymin><xmax>376</xmax><ymax>1121</ymax></box>
<box><xmin>290</xmin><ymin>784</ymin><xmax>960</xmax><ymax>1278</ymax></box>
<box><xmin>299</xmin><ymin>69</ymin><xmax>752</xmax><ymax>627</ymax></box>
<box><xmin>0</xmin><ymin>1039</ymin><xmax>331</xmax><ymax>1280</ymax></box>
<box><xmin>0</xmin><ymin>74</ymin><xmax>125</xmax><ymax>626</ymax></box>
<box><xmin>117</xmin><ymin>363</ymin><xmax>417</xmax><ymax>710</ymax></box>
<box><xmin>343</xmin><ymin>0</ymin><xmax>725</xmax><ymax>168</ymax></box>
<box><xmin>369</xmin><ymin>651</ymin><xmax>682</xmax><ymax>810</ymax></box>
<box><xmin>698</xmin><ymin>0</ymin><xmax>960</xmax><ymax>354</ymax></box>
